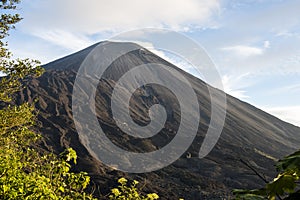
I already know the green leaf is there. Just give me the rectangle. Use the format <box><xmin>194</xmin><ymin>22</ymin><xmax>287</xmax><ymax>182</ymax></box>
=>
<box><xmin>266</xmin><ymin>173</ymin><xmax>297</xmax><ymax>195</ymax></box>
<box><xmin>277</xmin><ymin>150</ymin><xmax>300</xmax><ymax>172</ymax></box>
<box><xmin>58</xmin><ymin>186</ymin><xmax>65</xmax><ymax>192</ymax></box>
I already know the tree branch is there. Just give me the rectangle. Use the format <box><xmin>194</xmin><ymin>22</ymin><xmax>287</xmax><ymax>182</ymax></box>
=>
<box><xmin>240</xmin><ymin>159</ymin><xmax>268</xmax><ymax>183</ymax></box>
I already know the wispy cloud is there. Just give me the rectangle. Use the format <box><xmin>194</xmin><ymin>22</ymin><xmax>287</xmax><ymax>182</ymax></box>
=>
<box><xmin>221</xmin><ymin>73</ymin><xmax>251</xmax><ymax>99</ymax></box>
<box><xmin>264</xmin><ymin>40</ymin><xmax>270</xmax><ymax>48</ymax></box>
<box><xmin>21</xmin><ymin>0</ymin><xmax>221</xmax><ymax>34</ymax></box>
<box><xmin>18</xmin><ymin>0</ymin><xmax>221</xmax><ymax>51</ymax></box>
<box><xmin>221</xmin><ymin>45</ymin><xmax>264</xmax><ymax>57</ymax></box>
<box><xmin>32</xmin><ymin>30</ymin><xmax>94</xmax><ymax>51</ymax></box>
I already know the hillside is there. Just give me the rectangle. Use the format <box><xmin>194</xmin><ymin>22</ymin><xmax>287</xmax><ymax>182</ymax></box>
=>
<box><xmin>15</xmin><ymin>41</ymin><xmax>300</xmax><ymax>199</ymax></box>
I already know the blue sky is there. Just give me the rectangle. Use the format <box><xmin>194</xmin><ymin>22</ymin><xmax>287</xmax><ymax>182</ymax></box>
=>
<box><xmin>7</xmin><ymin>0</ymin><xmax>300</xmax><ymax>126</ymax></box>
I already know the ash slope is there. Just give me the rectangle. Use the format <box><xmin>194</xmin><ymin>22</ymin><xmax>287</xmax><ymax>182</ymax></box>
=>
<box><xmin>16</xmin><ymin>41</ymin><xmax>300</xmax><ymax>199</ymax></box>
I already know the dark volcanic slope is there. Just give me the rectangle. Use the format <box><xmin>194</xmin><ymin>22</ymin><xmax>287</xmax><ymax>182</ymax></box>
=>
<box><xmin>16</xmin><ymin>41</ymin><xmax>300</xmax><ymax>199</ymax></box>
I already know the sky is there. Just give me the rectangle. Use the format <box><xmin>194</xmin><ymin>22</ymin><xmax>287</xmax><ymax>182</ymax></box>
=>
<box><xmin>6</xmin><ymin>0</ymin><xmax>300</xmax><ymax>127</ymax></box>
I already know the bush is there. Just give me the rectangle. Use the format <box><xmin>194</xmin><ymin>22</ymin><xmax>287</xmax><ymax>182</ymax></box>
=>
<box><xmin>0</xmin><ymin>0</ymin><xmax>95</xmax><ymax>199</ymax></box>
<box><xmin>109</xmin><ymin>178</ymin><xmax>159</xmax><ymax>200</ymax></box>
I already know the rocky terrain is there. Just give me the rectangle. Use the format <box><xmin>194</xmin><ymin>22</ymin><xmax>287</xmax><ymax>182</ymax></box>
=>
<box><xmin>14</xmin><ymin>41</ymin><xmax>300</xmax><ymax>199</ymax></box>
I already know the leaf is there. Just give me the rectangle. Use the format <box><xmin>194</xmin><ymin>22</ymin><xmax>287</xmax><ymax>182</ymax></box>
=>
<box><xmin>277</xmin><ymin>150</ymin><xmax>300</xmax><ymax>172</ymax></box>
<box><xmin>58</xmin><ymin>186</ymin><xmax>65</xmax><ymax>192</ymax></box>
<box><xmin>266</xmin><ymin>173</ymin><xmax>297</xmax><ymax>195</ymax></box>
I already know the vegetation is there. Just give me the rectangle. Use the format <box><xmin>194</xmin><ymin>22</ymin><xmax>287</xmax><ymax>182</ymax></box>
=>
<box><xmin>234</xmin><ymin>150</ymin><xmax>300</xmax><ymax>200</ymax></box>
<box><xmin>0</xmin><ymin>0</ymin><xmax>95</xmax><ymax>199</ymax></box>
<box><xmin>109</xmin><ymin>178</ymin><xmax>159</xmax><ymax>200</ymax></box>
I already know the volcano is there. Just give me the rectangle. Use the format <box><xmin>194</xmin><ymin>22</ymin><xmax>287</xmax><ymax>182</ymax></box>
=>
<box><xmin>15</xmin><ymin>41</ymin><xmax>300</xmax><ymax>199</ymax></box>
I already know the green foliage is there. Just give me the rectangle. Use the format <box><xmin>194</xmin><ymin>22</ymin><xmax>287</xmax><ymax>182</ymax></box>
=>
<box><xmin>0</xmin><ymin>142</ymin><xmax>95</xmax><ymax>199</ymax></box>
<box><xmin>109</xmin><ymin>178</ymin><xmax>159</xmax><ymax>200</ymax></box>
<box><xmin>233</xmin><ymin>149</ymin><xmax>300</xmax><ymax>200</ymax></box>
<box><xmin>0</xmin><ymin>0</ymin><xmax>44</xmax><ymax>102</ymax></box>
<box><xmin>0</xmin><ymin>0</ymin><xmax>21</xmax><ymax>40</ymax></box>
<box><xmin>0</xmin><ymin>0</ymin><xmax>96</xmax><ymax>199</ymax></box>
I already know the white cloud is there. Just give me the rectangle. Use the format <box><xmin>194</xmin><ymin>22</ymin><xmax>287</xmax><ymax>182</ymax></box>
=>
<box><xmin>22</xmin><ymin>0</ymin><xmax>220</xmax><ymax>35</ymax></box>
<box><xmin>221</xmin><ymin>74</ymin><xmax>250</xmax><ymax>99</ymax></box>
<box><xmin>263</xmin><ymin>106</ymin><xmax>300</xmax><ymax>127</ymax></box>
<box><xmin>264</xmin><ymin>40</ymin><xmax>270</xmax><ymax>48</ymax></box>
<box><xmin>17</xmin><ymin>0</ymin><xmax>221</xmax><ymax>51</ymax></box>
<box><xmin>32</xmin><ymin>30</ymin><xmax>94</xmax><ymax>51</ymax></box>
<box><xmin>205</xmin><ymin>0</ymin><xmax>300</xmax><ymax>77</ymax></box>
<box><xmin>276</xmin><ymin>31</ymin><xmax>295</xmax><ymax>38</ymax></box>
<box><xmin>221</xmin><ymin>45</ymin><xmax>264</xmax><ymax>57</ymax></box>
<box><xmin>215</xmin><ymin>39</ymin><xmax>300</xmax><ymax>76</ymax></box>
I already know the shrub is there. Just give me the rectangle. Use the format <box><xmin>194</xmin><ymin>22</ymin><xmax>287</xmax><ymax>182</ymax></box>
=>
<box><xmin>109</xmin><ymin>178</ymin><xmax>159</xmax><ymax>200</ymax></box>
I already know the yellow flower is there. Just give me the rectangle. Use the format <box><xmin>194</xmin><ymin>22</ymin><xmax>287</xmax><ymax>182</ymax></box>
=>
<box><xmin>118</xmin><ymin>177</ymin><xmax>127</xmax><ymax>185</ymax></box>
<box><xmin>147</xmin><ymin>193</ymin><xmax>159</xmax><ymax>199</ymax></box>
<box><xmin>133</xmin><ymin>180</ymin><xmax>139</xmax><ymax>185</ymax></box>
<box><xmin>111</xmin><ymin>188</ymin><xmax>121</xmax><ymax>196</ymax></box>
